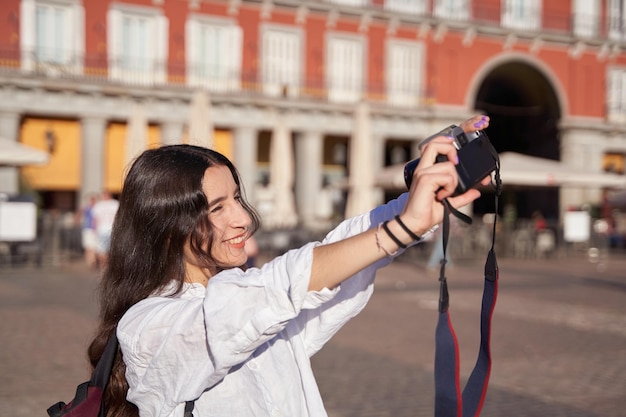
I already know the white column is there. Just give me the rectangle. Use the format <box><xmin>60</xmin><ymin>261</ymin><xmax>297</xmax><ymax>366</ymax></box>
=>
<box><xmin>0</xmin><ymin>111</ymin><xmax>22</xmax><ymax>194</ymax></box>
<box><xmin>161</xmin><ymin>121</ymin><xmax>184</xmax><ymax>145</ymax></box>
<box><xmin>560</xmin><ymin>127</ymin><xmax>605</xmax><ymax>217</ymax></box>
<box><xmin>294</xmin><ymin>130</ymin><xmax>323</xmax><ymax>228</ymax></box>
<box><xmin>372</xmin><ymin>134</ymin><xmax>386</xmax><ymax>206</ymax></box>
<box><xmin>232</xmin><ymin>126</ymin><xmax>258</xmax><ymax>203</ymax></box>
<box><xmin>79</xmin><ymin>116</ymin><xmax>107</xmax><ymax>205</ymax></box>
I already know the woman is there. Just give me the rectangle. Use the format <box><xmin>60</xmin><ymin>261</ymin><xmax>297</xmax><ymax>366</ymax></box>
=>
<box><xmin>88</xmin><ymin>116</ymin><xmax>490</xmax><ymax>417</ymax></box>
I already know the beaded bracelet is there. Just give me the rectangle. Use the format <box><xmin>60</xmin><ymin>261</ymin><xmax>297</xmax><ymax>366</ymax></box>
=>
<box><xmin>376</xmin><ymin>223</ymin><xmax>398</xmax><ymax>256</ymax></box>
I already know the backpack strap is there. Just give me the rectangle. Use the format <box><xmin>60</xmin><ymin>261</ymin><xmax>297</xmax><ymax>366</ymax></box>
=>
<box><xmin>184</xmin><ymin>400</ymin><xmax>195</xmax><ymax>417</ymax></box>
<box><xmin>92</xmin><ymin>333</ymin><xmax>118</xmax><ymax>389</ymax></box>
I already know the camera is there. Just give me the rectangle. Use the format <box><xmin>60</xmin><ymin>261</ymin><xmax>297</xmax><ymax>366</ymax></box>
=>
<box><xmin>403</xmin><ymin>125</ymin><xmax>498</xmax><ymax>196</ymax></box>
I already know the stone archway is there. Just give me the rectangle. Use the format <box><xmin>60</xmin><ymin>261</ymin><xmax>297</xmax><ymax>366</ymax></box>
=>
<box><xmin>472</xmin><ymin>60</ymin><xmax>562</xmax><ymax>221</ymax></box>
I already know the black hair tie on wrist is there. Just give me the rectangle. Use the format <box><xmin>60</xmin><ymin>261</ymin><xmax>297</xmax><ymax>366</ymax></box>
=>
<box><xmin>382</xmin><ymin>221</ymin><xmax>407</xmax><ymax>249</ymax></box>
<box><xmin>394</xmin><ymin>215</ymin><xmax>421</xmax><ymax>241</ymax></box>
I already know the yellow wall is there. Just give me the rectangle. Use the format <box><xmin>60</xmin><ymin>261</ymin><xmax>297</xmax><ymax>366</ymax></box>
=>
<box><xmin>213</xmin><ymin>129</ymin><xmax>233</xmax><ymax>161</ymax></box>
<box><xmin>19</xmin><ymin>121</ymin><xmax>233</xmax><ymax>194</ymax></box>
<box><xmin>20</xmin><ymin>118</ymin><xmax>80</xmax><ymax>190</ymax></box>
<box><xmin>182</xmin><ymin>128</ymin><xmax>233</xmax><ymax>161</ymax></box>
<box><xmin>105</xmin><ymin>122</ymin><xmax>161</xmax><ymax>193</ymax></box>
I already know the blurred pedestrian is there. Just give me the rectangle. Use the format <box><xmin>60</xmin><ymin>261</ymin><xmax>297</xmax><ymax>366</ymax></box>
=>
<box><xmin>80</xmin><ymin>194</ymin><xmax>98</xmax><ymax>269</ymax></box>
<box><xmin>92</xmin><ymin>191</ymin><xmax>119</xmax><ymax>269</ymax></box>
<box><xmin>533</xmin><ymin>211</ymin><xmax>547</xmax><ymax>232</ymax></box>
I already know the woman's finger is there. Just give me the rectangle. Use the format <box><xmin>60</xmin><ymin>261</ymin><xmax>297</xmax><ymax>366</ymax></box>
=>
<box><xmin>480</xmin><ymin>175</ymin><xmax>492</xmax><ymax>186</ymax></box>
<box><xmin>417</xmin><ymin>139</ymin><xmax>458</xmax><ymax>169</ymax></box>
<box><xmin>459</xmin><ymin>115</ymin><xmax>489</xmax><ymax>133</ymax></box>
<box><xmin>447</xmin><ymin>188</ymin><xmax>482</xmax><ymax>209</ymax></box>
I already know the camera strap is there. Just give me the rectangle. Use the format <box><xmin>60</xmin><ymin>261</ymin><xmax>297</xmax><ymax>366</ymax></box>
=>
<box><xmin>433</xmin><ymin>165</ymin><xmax>502</xmax><ymax>417</ymax></box>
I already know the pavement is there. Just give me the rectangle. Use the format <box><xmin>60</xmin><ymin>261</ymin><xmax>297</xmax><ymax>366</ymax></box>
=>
<box><xmin>1</xmin><ymin>248</ymin><xmax>625</xmax><ymax>417</ymax></box>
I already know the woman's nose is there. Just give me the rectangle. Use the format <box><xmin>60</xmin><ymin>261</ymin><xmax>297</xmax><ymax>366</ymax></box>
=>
<box><xmin>232</xmin><ymin>204</ymin><xmax>251</xmax><ymax>228</ymax></box>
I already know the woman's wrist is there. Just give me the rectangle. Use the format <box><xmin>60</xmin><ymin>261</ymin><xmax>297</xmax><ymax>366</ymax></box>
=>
<box><xmin>378</xmin><ymin>216</ymin><xmax>425</xmax><ymax>252</ymax></box>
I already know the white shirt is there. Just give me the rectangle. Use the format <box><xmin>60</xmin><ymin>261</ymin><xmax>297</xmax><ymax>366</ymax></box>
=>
<box><xmin>118</xmin><ymin>193</ymin><xmax>429</xmax><ymax>417</ymax></box>
<box><xmin>92</xmin><ymin>198</ymin><xmax>119</xmax><ymax>234</ymax></box>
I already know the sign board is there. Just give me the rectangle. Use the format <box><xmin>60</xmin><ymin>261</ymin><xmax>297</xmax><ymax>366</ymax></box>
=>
<box><xmin>0</xmin><ymin>201</ymin><xmax>37</xmax><ymax>241</ymax></box>
<box><xmin>563</xmin><ymin>211</ymin><xmax>590</xmax><ymax>243</ymax></box>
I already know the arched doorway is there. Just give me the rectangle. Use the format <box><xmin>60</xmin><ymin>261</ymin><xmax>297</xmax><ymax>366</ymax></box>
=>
<box><xmin>473</xmin><ymin>60</ymin><xmax>562</xmax><ymax>221</ymax></box>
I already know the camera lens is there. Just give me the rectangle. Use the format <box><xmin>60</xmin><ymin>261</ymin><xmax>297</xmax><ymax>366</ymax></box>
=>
<box><xmin>403</xmin><ymin>158</ymin><xmax>420</xmax><ymax>188</ymax></box>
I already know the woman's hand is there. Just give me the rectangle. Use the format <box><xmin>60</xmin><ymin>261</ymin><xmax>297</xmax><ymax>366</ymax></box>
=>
<box><xmin>459</xmin><ymin>114</ymin><xmax>489</xmax><ymax>133</ymax></box>
<box><xmin>400</xmin><ymin>128</ymin><xmax>489</xmax><ymax>236</ymax></box>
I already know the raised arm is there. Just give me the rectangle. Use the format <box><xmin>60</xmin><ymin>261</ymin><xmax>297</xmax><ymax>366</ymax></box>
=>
<box><xmin>308</xmin><ymin>118</ymin><xmax>490</xmax><ymax>292</ymax></box>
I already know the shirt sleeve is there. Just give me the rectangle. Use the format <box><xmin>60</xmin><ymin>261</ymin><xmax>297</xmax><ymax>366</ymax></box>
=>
<box><xmin>117</xmin><ymin>242</ymin><xmax>337</xmax><ymax>416</ymax></box>
<box><xmin>291</xmin><ymin>192</ymin><xmax>437</xmax><ymax>356</ymax></box>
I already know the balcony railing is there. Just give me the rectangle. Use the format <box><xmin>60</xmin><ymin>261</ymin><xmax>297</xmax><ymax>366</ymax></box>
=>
<box><xmin>0</xmin><ymin>3</ymin><xmax>620</xmax><ymax>106</ymax></box>
<box><xmin>318</xmin><ymin>0</ymin><xmax>614</xmax><ymax>39</ymax></box>
<box><xmin>0</xmin><ymin>46</ymin><xmax>429</xmax><ymax>108</ymax></box>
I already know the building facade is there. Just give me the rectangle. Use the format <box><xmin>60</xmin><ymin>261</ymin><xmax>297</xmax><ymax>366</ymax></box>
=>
<box><xmin>1</xmin><ymin>0</ymin><xmax>626</xmax><ymax>230</ymax></box>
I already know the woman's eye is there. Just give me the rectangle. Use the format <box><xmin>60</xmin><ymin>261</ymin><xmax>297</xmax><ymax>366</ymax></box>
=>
<box><xmin>209</xmin><ymin>205</ymin><xmax>223</xmax><ymax>214</ymax></box>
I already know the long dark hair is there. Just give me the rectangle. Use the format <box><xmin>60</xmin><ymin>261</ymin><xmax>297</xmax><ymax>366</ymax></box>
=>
<box><xmin>87</xmin><ymin>145</ymin><xmax>260</xmax><ymax>417</ymax></box>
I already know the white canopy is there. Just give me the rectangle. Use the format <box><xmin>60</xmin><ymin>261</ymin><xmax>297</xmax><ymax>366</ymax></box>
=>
<box><xmin>0</xmin><ymin>138</ymin><xmax>49</xmax><ymax>167</ymax></box>
<box><xmin>497</xmin><ymin>152</ymin><xmax>626</xmax><ymax>188</ymax></box>
<box><xmin>375</xmin><ymin>152</ymin><xmax>626</xmax><ymax>190</ymax></box>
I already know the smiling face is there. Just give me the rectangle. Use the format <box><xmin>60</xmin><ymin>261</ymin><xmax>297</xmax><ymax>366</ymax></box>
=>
<box><xmin>184</xmin><ymin>165</ymin><xmax>253</xmax><ymax>284</ymax></box>
<box><xmin>204</xmin><ymin>165</ymin><xmax>253</xmax><ymax>265</ymax></box>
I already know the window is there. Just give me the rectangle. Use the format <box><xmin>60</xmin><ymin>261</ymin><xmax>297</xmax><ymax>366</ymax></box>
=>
<box><xmin>386</xmin><ymin>40</ymin><xmax>424</xmax><ymax>107</ymax></box>
<box><xmin>433</xmin><ymin>0</ymin><xmax>469</xmax><ymax>21</ymax></box>
<box><xmin>261</xmin><ymin>26</ymin><xmax>302</xmax><ymax>97</ymax></box>
<box><xmin>324</xmin><ymin>0</ymin><xmax>369</xmax><ymax>6</ymax></box>
<box><xmin>603</xmin><ymin>152</ymin><xmax>625</xmax><ymax>174</ymax></box>
<box><xmin>385</xmin><ymin>0</ymin><xmax>427</xmax><ymax>14</ymax></box>
<box><xmin>574</xmin><ymin>0</ymin><xmax>599</xmax><ymax>38</ymax></box>
<box><xmin>501</xmin><ymin>0</ymin><xmax>541</xmax><ymax>31</ymax></box>
<box><xmin>327</xmin><ymin>35</ymin><xmax>365</xmax><ymax>103</ymax></box>
<box><xmin>607</xmin><ymin>68</ymin><xmax>626</xmax><ymax>123</ymax></box>
<box><xmin>608</xmin><ymin>0</ymin><xmax>626</xmax><ymax>41</ymax></box>
<box><xmin>186</xmin><ymin>17</ymin><xmax>242</xmax><ymax>92</ymax></box>
<box><xmin>20</xmin><ymin>0</ymin><xmax>84</xmax><ymax>75</ymax></box>
<box><xmin>107</xmin><ymin>5</ymin><xmax>168</xmax><ymax>86</ymax></box>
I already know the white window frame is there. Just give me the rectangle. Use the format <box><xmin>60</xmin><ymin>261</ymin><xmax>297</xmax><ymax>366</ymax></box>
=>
<box><xmin>607</xmin><ymin>67</ymin><xmax>626</xmax><ymax>124</ymax></box>
<box><xmin>107</xmin><ymin>4</ymin><xmax>168</xmax><ymax>86</ymax></box>
<box><xmin>324</xmin><ymin>0</ymin><xmax>369</xmax><ymax>6</ymax></box>
<box><xmin>185</xmin><ymin>16</ymin><xmax>242</xmax><ymax>92</ymax></box>
<box><xmin>433</xmin><ymin>0</ymin><xmax>469</xmax><ymax>21</ymax></box>
<box><xmin>326</xmin><ymin>34</ymin><xmax>366</xmax><ymax>104</ymax></box>
<box><xmin>386</xmin><ymin>39</ymin><xmax>424</xmax><ymax>108</ymax></box>
<box><xmin>385</xmin><ymin>0</ymin><xmax>428</xmax><ymax>15</ymax></box>
<box><xmin>501</xmin><ymin>0</ymin><xmax>541</xmax><ymax>31</ymax></box>
<box><xmin>260</xmin><ymin>25</ymin><xmax>303</xmax><ymax>98</ymax></box>
<box><xmin>608</xmin><ymin>0</ymin><xmax>626</xmax><ymax>41</ymax></box>
<box><xmin>574</xmin><ymin>0</ymin><xmax>599</xmax><ymax>38</ymax></box>
<box><xmin>20</xmin><ymin>0</ymin><xmax>84</xmax><ymax>75</ymax></box>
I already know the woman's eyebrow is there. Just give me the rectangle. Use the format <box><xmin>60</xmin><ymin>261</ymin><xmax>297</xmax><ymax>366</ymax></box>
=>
<box><xmin>207</xmin><ymin>195</ymin><xmax>226</xmax><ymax>207</ymax></box>
<box><xmin>207</xmin><ymin>187</ymin><xmax>240</xmax><ymax>206</ymax></box>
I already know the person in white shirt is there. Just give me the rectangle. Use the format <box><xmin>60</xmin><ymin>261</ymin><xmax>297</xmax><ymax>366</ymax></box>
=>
<box><xmin>87</xmin><ymin>116</ymin><xmax>490</xmax><ymax>417</ymax></box>
<box><xmin>91</xmin><ymin>190</ymin><xmax>119</xmax><ymax>269</ymax></box>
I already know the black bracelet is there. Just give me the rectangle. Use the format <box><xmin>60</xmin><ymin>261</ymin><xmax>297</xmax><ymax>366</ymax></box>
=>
<box><xmin>382</xmin><ymin>221</ymin><xmax>407</xmax><ymax>249</ymax></box>
<box><xmin>394</xmin><ymin>215</ymin><xmax>421</xmax><ymax>241</ymax></box>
